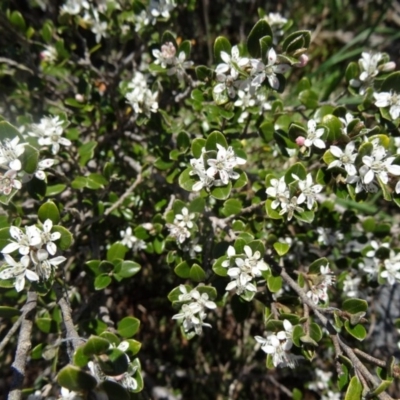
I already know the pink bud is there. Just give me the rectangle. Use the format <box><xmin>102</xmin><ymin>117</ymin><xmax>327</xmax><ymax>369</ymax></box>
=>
<box><xmin>296</xmin><ymin>136</ymin><xmax>305</xmax><ymax>146</ymax></box>
<box><xmin>75</xmin><ymin>94</ymin><xmax>85</xmax><ymax>102</ymax></box>
<box><xmin>380</xmin><ymin>61</ymin><xmax>396</xmax><ymax>72</ymax></box>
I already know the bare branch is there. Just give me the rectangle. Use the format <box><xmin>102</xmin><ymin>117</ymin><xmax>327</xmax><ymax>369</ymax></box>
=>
<box><xmin>8</xmin><ymin>291</ymin><xmax>38</xmax><ymax>400</ymax></box>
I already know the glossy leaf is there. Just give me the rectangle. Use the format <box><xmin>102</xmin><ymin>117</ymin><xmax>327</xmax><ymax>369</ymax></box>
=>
<box><xmin>117</xmin><ymin>316</ymin><xmax>140</xmax><ymax>338</ymax></box>
<box><xmin>247</xmin><ymin>20</ymin><xmax>273</xmax><ymax>58</ymax></box>
<box><xmin>344</xmin><ymin>376</ymin><xmax>362</xmax><ymax>400</ymax></box>
<box><xmin>57</xmin><ymin>365</ymin><xmax>97</xmax><ymax>392</ymax></box>
<box><xmin>38</xmin><ymin>201</ymin><xmax>60</xmax><ymax>224</ymax></box>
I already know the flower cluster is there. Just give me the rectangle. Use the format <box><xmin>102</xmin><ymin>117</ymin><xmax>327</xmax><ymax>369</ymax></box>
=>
<box><xmin>213</xmin><ymin>44</ymin><xmax>292</xmax><ymax>105</ymax></box>
<box><xmin>125</xmin><ymin>71</ymin><xmax>158</xmax><ymax>117</ymax></box>
<box><xmin>222</xmin><ymin>245</ymin><xmax>269</xmax><ymax>295</ymax></box>
<box><xmin>255</xmin><ymin>319</ymin><xmax>297</xmax><ymax>368</ymax></box>
<box><xmin>350</xmin><ymin>52</ymin><xmax>395</xmax><ymax>94</ymax></box>
<box><xmin>166</xmin><ymin>207</ymin><xmax>196</xmax><ymax>244</ymax></box>
<box><xmin>306</xmin><ymin>264</ymin><xmax>335</xmax><ymax>305</ymax></box>
<box><xmin>0</xmin><ymin>220</ymin><xmax>66</xmax><ymax>291</ymax></box>
<box><xmin>326</xmin><ymin>139</ymin><xmax>400</xmax><ymax>194</ymax></box>
<box><xmin>266</xmin><ymin>173</ymin><xmax>322</xmax><ymax>220</ymax></box>
<box><xmin>172</xmin><ymin>285</ymin><xmax>217</xmax><ymax>335</ymax></box>
<box><xmin>189</xmin><ymin>144</ymin><xmax>246</xmax><ymax>191</ymax></box>
<box><xmin>152</xmin><ymin>42</ymin><xmax>194</xmax><ymax>82</ymax></box>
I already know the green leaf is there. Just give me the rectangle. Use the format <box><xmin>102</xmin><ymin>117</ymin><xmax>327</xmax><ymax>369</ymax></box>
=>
<box><xmin>322</xmin><ymin>114</ymin><xmax>344</xmax><ymax>142</ymax></box>
<box><xmin>292</xmin><ymin>325</ymin><xmax>304</xmax><ymax>347</ymax></box>
<box><xmin>381</xmin><ymin>71</ymin><xmax>400</xmax><ymax>93</ymax></box>
<box><xmin>36</xmin><ymin>318</ymin><xmax>59</xmax><ymax>334</ymax></box>
<box><xmin>0</xmin><ymin>121</ymin><xmax>24</xmax><ymax>141</ymax></box>
<box><xmin>214</xmin><ymin>36</ymin><xmax>232</xmax><ymax>62</ymax></box>
<box><xmin>178</xmin><ymin>40</ymin><xmax>191</xmax><ymax>58</ymax></box>
<box><xmin>344</xmin><ymin>376</ymin><xmax>362</xmax><ymax>400</ymax></box>
<box><xmin>31</xmin><ymin>343</ymin><xmax>45</xmax><ymax>360</ymax></box>
<box><xmin>178</xmin><ymin>167</ymin><xmax>197</xmax><ymax>192</ymax></box>
<box><xmin>0</xmin><ymin>306</ymin><xmax>20</xmax><ymax>318</ymax></box>
<box><xmin>45</xmin><ymin>184</ymin><xmax>66</xmax><ymax>196</ymax></box>
<box><xmin>345</xmin><ymin>61</ymin><xmax>359</xmax><ymax>84</ymax></box>
<box><xmin>285</xmin><ymin>162</ymin><xmax>307</xmax><ymax>184</ymax></box>
<box><xmin>114</xmin><ymin>260</ymin><xmax>141</xmax><ymax>278</ymax></box>
<box><xmin>99</xmin><ymin>380</ymin><xmax>130</xmax><ymax>400</ymax></box>
<box><xmin>94</xmin><ymin>274</ymin><xmax>112</xmax><ymax>290</ymax></box>
<box><xmin>210</xmin><ymin>182</ymin><xmax>232</xmax><ymax>200</ymax></box>
<box><xmin>309</xmin><ymin>322</ymin><xmax>322</xmax><ymax>342</ymax></box>
<box><xmin>174</xmin><ymin>261</ymin><xmax>190</xmax><ymax>278</ymax></box>
<box><xmin>78</xmin><ymin>141</ymin><xmax>97</xmax><ymax>166</ymax></box>
<box><xmin>191</xmin><ymin>138</ymin><xmax>206</xmax><ymax>158</ymax></box>
<box><xmin>86</xmin><ymin>173</ymin><xmax>108</xmax><ymax>189</ymax></box>
<box><xmin>73</xmin><ymin>346</ymin><xmax>90</xmax><ymax>368</ymax></box>
<box><xmin>344</xmin><ymin>321</ymin><xmax>366</xmax><ymax>341</ymax></box>
<box><xmin>259</xmin><ymin>120</ymin><xmax>275</xmax><ymax>142</ymax></box>
<box><xmin>189</xmin><ymin>264</ymin><xmax>206</xmax><ymax>282</ymax></box>
<box><xmin>117</xmin><ymin>316</ymin><xmax>140</xmax><ymax>338</ymax></box>
<box><xmin>38</xmin><ymin>201</ymin><xmax>60</xmax><ymax>224</ymax></box>
<box><xmin>97</xmin><ymin>348</ymin><xmax>129</xmax><ymax>376</ymax></box>
<box><xmin>9</xmin><ymin>11</ymin><xmax>26</xmax><ymax>31</ymax></box>
<box><xmin>267</xmin><ymin>275</ymin><xmax>282</xmax><ymax>293</ymax></box>
<box><xmin>282</xmin><ymin>30</ymin><xmax>311</xmax><ymax>53</ymax></box>
<box><xmin>308</xmin><ymin>258</ymin><xmax>329</xmax><ymax>274</ymax></box>
<box><xmin>107</xmin><ymin>242</ymin><xmax>128</xmax><ymax>261</ymax></box>
<box><xmin>123</xmin><ymin>339</ymin><xmax>142</xmax><ymax>358</ymax></box>
<box><xmin>247</xmin><ymin>20</ymin><xmax>273</xmax><ymax>58</ymax></box>
<box><xmin>21</xmin><ymin>144</ymin><xmax>39</xmax><ymax>174</ymax></box>
<box><xmin>57</xmin><ymin>365</ymin><xmax>97</xmax><ymax>392</ymax></box>
<box><xmin>265</xmin><ymin>199</ymin><xmax>283</xmax><ymax>219</ymax></box>
<box><xmin>83</xmin><ymin>335</ymin><xmax>110</xmax><ymax>356</ymax></box>
<box><xmin>52</xmin><ymin>225</ymin><xmax>73</xmax><ymax>250</ymax></box>
<box><xmin>221</xmin><ymin>199</ymin><xmax>242</xmax><ymax>217</ymax></box>
<box><xmin>342</xmin><ymin>298</ymin><xmax>368</xmax><ymax>314</ymax></box>
<box><xmin>368</xmin><ymin>380</ymin><xmax>394</xmax><ymax>397</ymax></box>
<box><xmin>205</xmin><ymin>131</ymin><xmax>228</xmax><ymax>151</ymax></box>
<box><xmin>212</xmin><ymin>256</ymin><xmax>228</xmax><ymax>277</ymax></box>
<box><xmin>99</xmin><ymin>332</ymin><xmax>120</xmax><ymax>346</ymax></box>
<box><xmin>273</xmin><ymin>242</ymin><xmax>290</xmax><ymax>256</ymax></box>
<box><xmin>298</xmin><ymin>89</ymin><xmax>318</xmax><ymax>109</ymax></box>
<box><xmin>195</xmin><ymin>65</ymin><xmax>214</xmax><ymax>82</ymax></box>
<box><xmin>232</xmin><ymin>171</ymin><xmax>248</xmax><ymax>189</ymax></box>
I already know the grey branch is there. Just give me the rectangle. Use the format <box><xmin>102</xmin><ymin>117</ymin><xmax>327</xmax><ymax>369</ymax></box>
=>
<box><xmin>8</xmin><ymin>291</ymin><xmax>38</xmax><ymax>400</ymax></box>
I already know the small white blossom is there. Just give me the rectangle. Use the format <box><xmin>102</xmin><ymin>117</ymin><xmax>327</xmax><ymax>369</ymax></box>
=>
<box><xmin>152</xmin><ymin>42</ymin><xmax>176</xmax><ymax>68</ymax></box>
<box><xmin>167</xmin><ymin>222</ymin><xmax>190</xmax><ymax>243</ymax></box>
<box><xmin>266</xmin><ymin>176</ymin><xmax>290</xmax><ymax>210</ymax></box>
<box><xmin>216</xmin><ymin>45</ymin><xmax>249</xmax><ymax>80</ymax></box>
<box><xmin>0</xmin><ymin>254</ymin><xmax>39</xmax><ymax>292</ymax></box>
<box><xmin>2</xmin><ymin>225</ymin><xmax>42</xmax><ymax>255</ymax></box>
<box><xmin>120</xmin><ymin>227</ymin><xmax>146</xmax><ymax>251</ymax></box>
<box><xmin>381</xmin><ymin>252</ymin><xmax>400</xmax><ymax>285</ymax></box>
<box><xmin>150</xmin><ymin>0</ymin><xmax>176</xmax><ymax>20</ymax></box>
<box><xmin>167</xmin><ymin>51</ymin><xmax>193</xmax><ymax>82</ymax></box>
<box><xmin>40</xmin><ymin>219</ymin><xmax>61</xmax><ymax>256</ymax></box>
<box><xmin>374</xmin><ymin>91</ymin><xmax>400</xmax><ymax>120</ymax></box>
<box><xmin>279</xmin><ymin>196</ymin><xmax>304</xmax><ymax>221</ymax></box>
<box><xmin>304</xmin><ymin>120</ymin><xmax>325</xmax><ymax>149</ymax></box>
<box><xmin>328</xmin><ymin>141</ymin><xmax>358</xmax><ymax>175</ymax></box>
<box><xmin>342</xmin><ymin>274</ymin><xmax>361</xmax><ymax>298</ymax></box>
<box><xmin>293</xmin><ymin>173</ymin><xmax>323</xmax><ymax>210</ymax></box>
<box><xmin>361</xmin><ymin>147</ymin><xmax>400</xmax><ymax>184</ymax></box>
<box><xmin>0</xmin><ymin>137</ymin><xmax>26</xmax><ymax>171</ymax></box>
<box><xmin>0</xmin><ymin>169</ymin><xmax>22</xmax><ymax>195</ymax></box>
<box><xmin>174</xmin><ymin>207</ymin><xmax>195</xmax><ymax>229</ymax></box>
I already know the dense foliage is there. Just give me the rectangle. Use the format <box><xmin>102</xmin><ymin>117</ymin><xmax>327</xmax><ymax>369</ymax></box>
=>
<box><xmin>1</xmin><ymin>1</ymin><xmax>400</xmax><ymax>399</ymax></box>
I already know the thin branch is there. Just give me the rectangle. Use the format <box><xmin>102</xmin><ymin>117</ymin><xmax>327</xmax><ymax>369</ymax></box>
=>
<box><xmin>104</xmin><ymin>172</ymin><xmax>142</xmax><ymax>217</ymax></box>
<box><xmin>55</xmin><ymin>283</ymin><xmax>84</xmax><ymax>361</ymax></box>
<box><xmin>8</xmin><ymin>291</ymin><xmax>38</xmax><ymax>400</ymax></box>
<box><xmin>0</xmin><ymin>315</ymin><xmax>23</xmax><ymax>354</ymax></box>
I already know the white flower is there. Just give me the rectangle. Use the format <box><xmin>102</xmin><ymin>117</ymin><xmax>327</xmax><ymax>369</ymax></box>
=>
<box><xmin>40</xmin><ymin>219</ymin><xmax>61</xmax><ymax>256</ymax></box>
<box><xmin>342</xmin><ymin>274</ymin><xmax>361</xmax><ymax>298</ymax></box>
<box><xmin>266</xmin><ymin>176</ymin><xmax>290</xmax><ymax>210</ymax></box>
<box><xmin>60</xmin><ymin>0</ymin><xmax>90</xmax><ymax>15</ymax></box>
<box><xmin>216</xmin><ymin>45</ymin><xmax>249</xmax><ymax>80</ymax></box>
<box><xmin>307</xmin><ymin>285</ymin><xmax>328</xmax><ymax>304</ymax></box>
<box><xmin>221</xmin><ymin>245</ymin><xmax>236</xmax><ymax>268</ymax></box>
<box><xmin>40</xmin><ymin>45</ymin><xmax>58</xmax><ymax>64</ymax></box>
<box><xmin>167</xmin><ymin>222</ymin><xmax>190</xmax><ymax>243</ymax></box>
<box><xmin>304</xmin><ymin>120</ymin><xmax>325</xmax><ymax>149</ymax></box>
<box><xmin>167</xmin><ymin>51</ymin><xmax>193</xmax><ymax>82</ymax></box>
<box><xmin>0</xmin><ymin>137</ymin><xmax>26</xmax><ymax>171</ymax></box>
<box><xmin>2</xmin><ymin>225</ymin><xmax>42</xmax><ymax>255</ymax></box>
<box><xmin>206</xmin><ymin>144</ymin><xmax>246</xmax><ymax>185</ymax></box>
<box><xmin>152</xmin><ymin>42</ymin><xmax>176</xmax><ymax>68</ymax></box>
<box><xmin>234</xmin><ymin>90</ymin><xmax>256</xmax><ymax>108</ymax></box>
<box><xmin>374</xmin><ymin>91</ymin><xmax>400</xmax><ymax>120</ymax></box>
<box><xmin>87</xmin><ymin>9</ymin><xmax>108</xmax><ymax>43</ymax></box>
<box><xmin>126</xmin><ymin>82</ymin><xmax>158</xmax><ymax>117</ymax></box>
<box><xmin>381</xmin><ymin>252</ymin><xmax>400</xmax><ymax>285</ymax></box>
<box><xmin>32</xmin><ymin>252</ymin><xmax>66</xmax><ymax>280</ymax></box>
<box><xmin>279</xmin><ymin>196</ymin><xmax>304</xmax><ymax>221</ymax></box>
<box><xmin>29</xmin><ymin>158</ymin><xmax>55</xmax><ymax>181</ymax></box>
<box><xmin>0</xmin><ymin>169</ymin><xmax>22</xmax><ymax>195</ymax></box>
<box><xmin>214</xmin><ymin>73</ymin><xmax>237</xmax><ymax>98</ymax></box>
<box><xmin>328</xmin><ymin>141</ymin><xmax>358</xmax><ymax>175</ymax></box>
<box><xmin>174</xmin><ymin>207</ymin><xmax>195</xmax><ymax>229</ymax></box>
<box><xmin>255</xmin><ymin>320</ymin><xmax>296</xmax><ymax>368</ymax></box>
<box><xmin>150</xmin><ymin>0</ymin><xmax>176</xmax><ymax>20</ymax></box>
<box><xmin>250</xmin><ymin>48</ymin><xmax>290</xmax><ymax>91</ymax></box>
<box><xmin>172</xmin><ymin>302</ymin><xmax>208</xmax><ymax>335</ymax></box>
<box><xmin>0</xmin><ymin>254</ymin><xmax>39</xmax><ymax>292</ymax></box>
<box><xmin>361</xmin><ymin>150</ymin><xmax>400</xmax><ymax>184</ymax></box>
<box><xmin>120</xmin><ymin>227</ymin><xmax>146</xmax><ymax>251</ymax></box>
<box><xmin>225</xmin><ymin>272</ymin><xmax>257</xmax><ymax>294</ymax></box>
<box><xmin>293</xmin><ymin>173</ymin><xmax>323</xmax><ymax>210</ymax></box>
<box><xmin>234</xmin><ymin>245</ymin><xmax>269</xmax><ymax>277</ymax></box>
